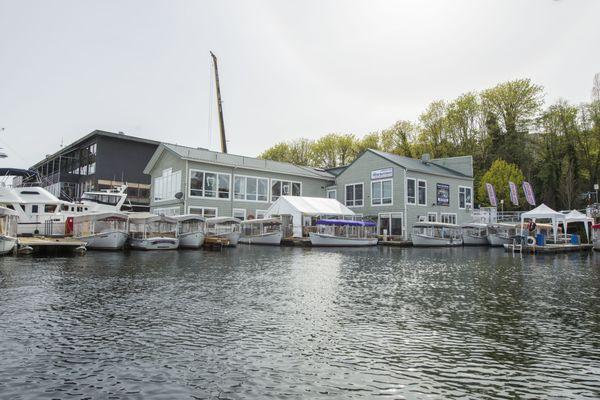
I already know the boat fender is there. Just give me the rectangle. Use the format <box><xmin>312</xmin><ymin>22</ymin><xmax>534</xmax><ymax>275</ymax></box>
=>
<box><xmin>18</xmin><ymin>245</ymin><xmax>34</xmax><ymax>255</ymax></box>
<box><xmin>74</xmin><ymin>245</ymin><xmax>87</xmax><ymax>255</ymax></box>
<box><xmin>526</xmin><ymin>236</ymin><xmax>536</xmax><ymax>246</ymax></box>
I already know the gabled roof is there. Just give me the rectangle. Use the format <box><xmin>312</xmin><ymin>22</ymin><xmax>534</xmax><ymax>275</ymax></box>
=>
<box><xmin>367</xmin><ymin>149</ymin><xmax>473</xmax><ymax>179</ymax></box>
<box><xmin>144</xmin><ymin>143</ymin><xmax>335</xmax><ymax>181</ymax></box>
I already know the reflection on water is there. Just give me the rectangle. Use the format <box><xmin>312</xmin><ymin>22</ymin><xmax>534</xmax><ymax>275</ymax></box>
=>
<box><xmin>1</xmin><ymin>247</ymin><xmax>599</xmax><ymax>399</ymax></box>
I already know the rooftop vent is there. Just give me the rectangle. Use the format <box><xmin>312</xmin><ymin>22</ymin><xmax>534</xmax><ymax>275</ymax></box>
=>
<box><xmin>117</xmin><ymin>131</ymin><xmax>125</xmax><ymax>135</ymax></box>
<box><xmin>421</xmin><ymin>153</ymin><xmax>431</xmax><ymax>163</ymax></box>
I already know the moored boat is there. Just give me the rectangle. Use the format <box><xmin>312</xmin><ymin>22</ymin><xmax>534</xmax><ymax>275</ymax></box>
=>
<box><xmin>487</xmin><ymin>223</ymin><xmax>519</xmax><ymax>246</ymax></box>
<box><xmin>0</xmin><ymin>206</ymin><xmax>18</xmax><ymax>255</ymax></box>
<box><xmin>461</xmin><ymin>222</ymin><xmax>489</xmax><ymax>246</ymax></box>
<box><xmin>411</xmin><ymin>222</ymin><xmax>463</xmax><ymax>247</ymax></box>
<box><xmin>128</xmin><ymin>213</ymin><xmax>179</xmax><ymax>250</ymax></box>
<box><xmin>206</xmin><ymin>217</ymin><xmax>241</xmax><ymax>246</ymax></box>
<box><xmin>239</xmin><ymin>218</ymin><xmax>283</xmax><ymax>245</ymax></box>
<box><xmin>71</xmin><ymin>212</ymin><xmax>129</xmax><ymax>250</ymax></box>
<box><xmin>308</xmin><ymin>219</ymin><xmax>378</xmax><ymax>247</ymax></box>
<box><xmin>592</xmin><ymin>224</ymin><xmax>600</xmax><ymax>251</ymax></box>
<box><xmin>175</xmin><ymin>214</ymin><xmax>206</xmax><ymax>249</ymax></box>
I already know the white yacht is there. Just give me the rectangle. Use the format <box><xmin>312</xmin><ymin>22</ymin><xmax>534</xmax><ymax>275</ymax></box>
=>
<box><xmin>79</xmin><ymin>185</ymin><xmax>128</xmax><ymax>212</ymax></box>
<box><xmin>411</xmin><ymin>222</ymin><xmax>463</xmax><ymax>247</ymax></box>
<box><xmin>128</xmin><ymin>213</ymin><xmax>179</xmax><ymax>250</ymax></box>
<box><xmin>175</xmin><ymin>214</ymin><xmax>206</xmax><ymax>249</ymax></box>
<box><xmin>206</xmin><ymin>217</ymin><xmax>241</xmax><ymax>246</ymax></box>
<box><xmin>308</xmin><ymin>219</ymin><xmax>378</xmax><ymax>247</ymax></box>
<box><xmin>461</xmin><ymin>222</ymin><xmax>489</xmax><ymax>246</ymax></box>
<box><xmin>240</xmin><ymin>218</ymin><xmax>283</xmax><ymax>245</ymax></box>
<box><xmin>487</xmin><ymin>223</ymin><xmax>519</xmax><ymax>247</ymax></box>
<box><xmin>72</xmin><ymin>212</ymin><xmax>129</xmax><ymax>250</ymax></box>
<box><xmin>0</xmin><ymin>206</ymin><xmax>18</xmax><ymax>255</ymax></box>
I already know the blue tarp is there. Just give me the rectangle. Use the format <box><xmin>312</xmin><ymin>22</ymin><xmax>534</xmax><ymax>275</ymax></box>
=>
<box><xmin>316</xmin><ymin>219</ymin><xmax>376</xmax><ymax>227</ymax></box>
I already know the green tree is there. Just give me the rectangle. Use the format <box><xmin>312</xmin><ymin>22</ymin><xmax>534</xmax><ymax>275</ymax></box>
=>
<box><xmin>477</xmin><ymin>159</ymin><xmax>525</xmax><ymax>210</ymax></box>
<box><xmin>258</xmin><ymin>142</ymin><xmax>293</xmax><ymax>163</ymax></box>
<box><xmin>380</xmin><ymin>120</ymin><xmax>416</xmax><ymax>157</ymax></box>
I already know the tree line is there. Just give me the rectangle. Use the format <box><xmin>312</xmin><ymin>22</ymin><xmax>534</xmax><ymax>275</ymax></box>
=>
<box><xmin>259</xmin><ymin>76</ymin><xmax>600</xmax><ymax>210</ymax></box>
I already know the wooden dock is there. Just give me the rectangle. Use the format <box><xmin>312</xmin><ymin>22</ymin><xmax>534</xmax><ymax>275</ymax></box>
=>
<box><xmin>504</xmin><ymin>243</ymin><xmax>593</xmax><ymax>254</ymax></box>
<box><xmin>18</xmin><ymin>237</ymin><xmax>87</xmax><ymax>255</ymax></box>
<box><xmin>203</xmin><ymin>236</ymin><xmax>230</xmax><ymax>250</ymax></box>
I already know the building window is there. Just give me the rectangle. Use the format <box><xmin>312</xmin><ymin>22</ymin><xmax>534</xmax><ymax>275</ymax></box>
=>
<box><xmin>407</xmin><ymin>178</ymin><xmax>416</xmax><ymax>205</ymax></box>
<box><xmin>271</xmin><ymin>179</ymin><xmax>301</xmax><ymax>202</ymax></box>
<box><xmin>189</xmin><ymin>206</ymin><xmax>218</xmax><ymax>218</ymax></box>
<box><xmin>234</xmin><ymin>175</ymin><xmax>269</xmax><ymax>202</ymax></box>
<box><xmin>189</xmin><ymin>170</ymin><xmax>230</xmax><ymax>199</ymax></box>
<box><xmin>256</xmin><ymin>209</ymin><xmax>267</xmax><ymax>219</ymax></box>
<box><xmin>441</xmin><ymin>213</ymin><xmax>457</xmax><ymax>225</ymax></box>
<box><xmin>345</xmin><ymin>183</ymin><xmax>363</xmax><ymax>207</ymax></box>
<box><xmin>371</xmin><ymin>179</ymin><xmax>392</xmax><ymax>206</ymax></box>
<box><xmin>233</xmin><ymin>208</ymin><xmax>246</xmax><ymax>220</ymax></box>
<box><xmin>154</xmin><ymin>168</ymin><xmax>182</xmax><ymax>202</ymax></box>
<box><xmin>459</xmin><ymin>186</ymin><xmax>473</xmax><ymax>209</ymax></box>
<box><xmin>326</xmin><ymin>188</ymin><xmax>337</xmax><ymax>199</ymax></box>
<box><xmin>427</xmin><ymin>212</ymin><xmax>437</xmax><ymax>222</ymax></box>
<box><xmin>418</xmin><ymin>180</ymin><xmax>427</xmax><ymax>206</ymax></box>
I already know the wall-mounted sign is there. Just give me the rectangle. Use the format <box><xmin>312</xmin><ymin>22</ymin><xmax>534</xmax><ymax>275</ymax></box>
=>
<box><xmin>436</xmin><ymin>183</ymin><xmax>450</xmax><ymax>206</ymax></box>
<box><xmin>371</xmin><ymin>167</ymin><xmax>393</xmax><ymax>180</ymax></box>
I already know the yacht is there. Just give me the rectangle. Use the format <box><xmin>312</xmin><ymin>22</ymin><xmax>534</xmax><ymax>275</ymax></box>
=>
<box><xmin>308</xmin><ymin>219</ymin><xmax>378</xmax><ymax>246</ymax></box>
<box><xmin>240</xmin><ymin>218</ymin><xmax>283</xmax><ymax>245</ymax></box>
<box><xmin>175</xmin><ymin>214</ymin><xmax>206</xmax><ymax>249</ymax></box>
<box><xmin>128</xmin><ymin>212</ymin><xmax>179</xmax><ymax>250</ymax></box>
<box><xmin>206</xmin><ymin>217</ymin><xmax>241</xmax><ymax>246</ymax></box>
<box><xmin>411</xmin><ymin>222</ymin><xmax>463</xmax><ymax>247</ymax></box>
<box><xmin>461</xmin><ymin>222</ymin><xmax>489</xmax><ymax>245</ymax></box>
<box><xmin>79</xmin><ymin>185</ymin><xmax>128</xmax><ymax>212</ymax></box>
<box><xmin>72</xmin><ymin>212</ymin><xmax>129</xmax><ymax>250</ymax></box>
<box><xmin>0</xmin><ymin>206</ymin><xmax>18</xmax><ymax>255</ymax></box>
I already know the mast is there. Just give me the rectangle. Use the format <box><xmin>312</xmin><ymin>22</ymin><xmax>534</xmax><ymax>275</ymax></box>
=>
<box><xmin>210</xmin><ymin>51</ymin><xmax>227</xmax><ymax>154</ymax></box>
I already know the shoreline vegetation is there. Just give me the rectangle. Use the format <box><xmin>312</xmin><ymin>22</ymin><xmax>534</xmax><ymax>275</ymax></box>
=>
<box><xmin>258</xmin><ymin>77</ymin><xmax>600</xmax><ymax>211</ymax></box>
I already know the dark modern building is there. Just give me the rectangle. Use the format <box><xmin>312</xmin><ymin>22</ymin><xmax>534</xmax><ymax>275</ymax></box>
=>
<box><xmin>30</xmin><ymin>130</ymin><xmax>159</xmax><ymax>210</ymax></box>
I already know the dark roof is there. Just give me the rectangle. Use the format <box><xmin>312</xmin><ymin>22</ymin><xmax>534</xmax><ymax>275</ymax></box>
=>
<box><xmin>31</xmin><ymin>130</ymin><xmax>159</xmax><ymax>168</ymax></box>
<box><xmin>324</xmin><ymin>165</ymin><xmax>349</xmax><ymax>176</ymax></box>
<box><xmin>366</xmin><ymin>149</ymin><xmax>473</xmax><ymax>179</ymax></box>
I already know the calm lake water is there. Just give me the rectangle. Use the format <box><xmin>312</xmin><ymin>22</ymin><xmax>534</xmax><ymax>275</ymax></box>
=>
<box><xmin>1</xmin><ymin>246</ymin><xmax>599</xmax><ymax>399</ymax></box>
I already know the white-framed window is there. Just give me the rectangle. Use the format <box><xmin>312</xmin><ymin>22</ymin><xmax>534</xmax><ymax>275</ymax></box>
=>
<box><xmin>189</xmin><ymin>169</ymin><xmax>231</xmax><ymax>200</ymax></box>
<box><xmin>234</xmin><ymin>175</ymin><xmax>269</xmax><ymax>202</ymax></box>
<box><xmin>271</xmin><ymin>179</ymin><xmax>302</xmax><ymax>202</ymax></box>
<box><xmin>371</xmin><ymin>179</ymin><xmax>393</xmax><ymax>206</ymax></box>
<box><xmin>326</xmin><ymin>188</ymin><xmax>337</xmax><ymax>199</ymax></box>
<box><xmin>440</xmin><ymin>213</ymin><xmax>457</xmax><ymax>225</ymax></box>
<box><xmin>459</xmin><ymin>186</ymin><xmax>473</xmax><ymax>209</ymax></box>
<box><xmin>427</xmin><ymin>212</ymin><xmax>437</xmax><ymax>222</ymax></box>
<box><xmin>233</xmin><ymin>208</ymin><xmax>246</xmax><ymax>220</ymax></box>
<box><xmin>407</xmin><ymin>178</ymin><xmax>416</xmax><ymax>205</ymax></box>
<box><xmin>345</xmin><ymin>183</ymin><xmax>364</xmax><ymax>207</ymax></box>
<box><xmin>153</xmin><ymin>206</ymin><xmax>180</xmax><ymax>216</ymax></box>
<box><xmin>189</xmin><ymin>206</ymin><xmax>218</xmax><ymax>218</ymax></box>
<box><xmin>153</xmin><ymin>168</ymin><xmax>182</xmax><ymax>202</ymax></box>
<box><xmin>417</xmin><ymin>179</ymin><xmax>427</xmax><ymax>206</ymax></box>
<box><xmin>255</xmin><ymin>209</ymin><xmax>268</xmax><ymax>219</ymax></box>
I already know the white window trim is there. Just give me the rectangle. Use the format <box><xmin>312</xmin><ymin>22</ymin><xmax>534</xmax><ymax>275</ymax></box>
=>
<box><xmin>427</xmin><ymin>212</ymin><xmax>438</xmax><ymax>222</ymax></box>
<box><xmin>417</xmin><ymin>179</ymin><xmax>427</xmax><ymax>207</ymax></box>
<box><xmin>270</xmin><ymin>178</ymin><xmax>302</xmax><ymax>202</ymax></box>
<box><xmin>232</xmin><ymin>208</ymin><xmax>247</xmax><ymax>220</ymax></box>
<box><xmin>378</xmin><ymin>212</ymin><xmax>404</xmax><ymax>237</ymax></box>
<box><xmin>189</xmin><ymin>169</ymin><xmax>231</xmax><ymax>201</ymax></box>
<box><xmin>326</xmin><ymin>188</ymin><xmax>337</xmax><ymax>199</ymax></box>
<box><xmin>344</xmin><ymin>182</ymin><xmax>364</xmax><ymax>208</ymax></box>
<box><xmin>371</xmin><ymin>179</ymin><xmax>393</xmax><ymax>207</ymax></box>
<box><xmin>188</xmin><ymin>206</ymin><xmax>218</xmax><ymax>217</ymax></box>
<box><xmin>234</xmin><ymin>174</ymin><xmax>270</xmax><ymax>203</ymax></box>
<box><xmin>406</xmin><ymin>178</ymin><xmax>416</xmax><ymax>205</ymax></box>
<box><xmin>255</xmin><ymin>209</ymin><xmax>268</xmax><ymax>219</ymax></box>
<box><xmin>440</xmin><ymin>212</ymin><xmax>457</xmax><ymax>224</ymax></box>
<box><xmin>458</xmin><ymin>185</ymin><xmax>473</xmax><ymax>210</ymax></box>
<box><xmin>153</xmin><ymin>168</ymin><xmax>182</xmax><ymax>204</ymax></box>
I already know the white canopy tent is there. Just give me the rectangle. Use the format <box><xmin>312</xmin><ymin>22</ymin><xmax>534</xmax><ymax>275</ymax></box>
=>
<box><xmin>265</xmin><ymin>196</ymin><xmax>355</xmax><ymax>237</ymax></box>
<box><xmin>520</xmin><ymin>203</ymin><xmax>566</xmax><ymax>243</ymax></box>
<box><xmin>564</xmin><ymin>209</ymin><xmax>594</xmax><ymax>242</ymax></box>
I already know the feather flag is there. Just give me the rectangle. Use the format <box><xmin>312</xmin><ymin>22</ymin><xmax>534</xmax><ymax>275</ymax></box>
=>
<box><xmin>522</xmin><ymin>181</ymin><xmax>536</xmax><ymax>206</ymax></box>
<box><xmin>485</xmin><ymin>183</ymin><xmax>497</xmax><ymax>207</ymax></box>
<box><xmin>509</xmin><ymin>181</ymin><xmax>519</xmax><ymax>206</ymax></box>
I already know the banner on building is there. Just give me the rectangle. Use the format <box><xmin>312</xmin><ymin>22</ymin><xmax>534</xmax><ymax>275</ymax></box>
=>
<box><xmin>522</xmin><ymin>181</ymin><xmax>536</xmax><ymax>206</ymax></box>
<box><xmin>436</xmin><ymin>183</ymin><xmax>450</xmax><ymax>206</ymax></box>
<box><xmin>485</xmin><ymin>183</ymin><xmax>497</xmax><ymax>207</ymax></box>
<box><xmin>509</xmin><ymin>181</ymin><xmax>519</xmax><ymax>206</ymax></box>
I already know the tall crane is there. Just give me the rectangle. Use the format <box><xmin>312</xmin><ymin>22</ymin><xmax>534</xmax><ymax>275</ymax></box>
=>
<box><xmin>210</xmin><ymin>51</ymin><xmax>227</xmax><ymax>154</ymax></box>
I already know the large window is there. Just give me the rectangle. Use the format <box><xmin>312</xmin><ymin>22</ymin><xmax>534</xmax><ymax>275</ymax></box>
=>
<box><xmin>233</xmin><ymin>208</ymin><xmax>246</xmax><ymax>220</ymax></box>
<box><xmin>407</xmin><ymin>178</ymin><xmax>416</xmax><ymax>205</ymax></box>
<box><xmin>459</xmin><ymin>186</ymin><xmax>473</xmax><ymax>209</ymax></box>
<box><xmin>189</xmin><ymin>206</ymin><xmax>218</xmax><ymax>218</ymax></box>
<box><xmin>153</xmin><ymin>168</ymin><xmax>182</xmax><ymax>202</ymax></box>
<box><xmin>326</xmin><ymin>188</ymin><xmax>337</xmax><ymax>199</ymax></box>
<box><xmin>271</xmin><ymin>179</ymin><xmax>301</xmax><ymax>202</ymax></box>
<box><xmin>418</xmin><ymin>180</ymin><xmax>427</xmax><ymax>206</ymax></box>
<box><xmin>234</xmin><ymin>175</ymin><xmax>269</xmax><ymax>202</ymax></box>
<box><xmin>371</xmin><ymin>179</ymin><xmax>392</xmax><ymax>206</ymax></box>
<box><xmin>255</xmin><ymin>209</ymin><xmax>268</xmax><ymax>219</ymax></box>
<box><xmin>427</xmin><ymin>212</ymin><xmax>437</xmax><ymax>222</ymax></box>
<box><xmin>189</xmin><ymin>170</ymin><xmax>230</xmax><ymax>199</ymax></box>
<box><xmin>441</xmin><ymin>213</ymin><xmax>457</xmax><ymax>224</ymax></box>
<box><xmin>345</xmin><ymin>183</ymin><xmax>363</xmax><ymax>207</ymax></box>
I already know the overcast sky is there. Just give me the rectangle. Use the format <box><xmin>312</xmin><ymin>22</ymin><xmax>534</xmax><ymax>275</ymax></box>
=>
<box><xmin>1</xmin><ymin>0</ymin><xmax>599</xmax><ymax>168</ymax></box>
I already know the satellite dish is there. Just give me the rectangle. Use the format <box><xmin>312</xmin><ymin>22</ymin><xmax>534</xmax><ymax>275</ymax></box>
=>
<box><xmin>174</xmin><ymin>192</ymin><xmax>184</xmax><ymax>200</ymax></box>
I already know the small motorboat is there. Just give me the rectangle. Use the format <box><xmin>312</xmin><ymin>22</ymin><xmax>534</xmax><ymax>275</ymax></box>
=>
<box><xmin>461</xmin><ymin>222</ymin><xmax>489</xmax><ymax>246</ymax></box>
<box><xmin>206</xmin><ymin>217</ymin><xmax>241</xmax><ymax>246</ymax></box>
<box><xmin>128</xmin><ymin>212</ymin><xmax>179</xmax><ymax>250</ymax></box>
<box><xmin>71</xmin><ymin>212</ymin><xmax>129</xmax><ymax>250</ymax></box>
<box><xmin>308</xmin><ymin>219</ymin><xmax>378</xmax><ymax>246</ymax></box>
<box><xmin>175</xmin><ymin>214</ymin><xmax>206</xmax><ymax>249</ymax></box>
<box><xmin>0</xmin><ymin>206</ymin><xmax>18</xmax><ymax>255</ymax></box>
<box><xmin>239</xmin><ymin>218</ymin><xmax>283</xmax><ymax>245</ymax></box>
<box><xmin>411</xmin><ymin>222</ymin><xmax>463</xmax><ymax>247</ymax></box>
<box><xmin>487</xmin><ymin>223</ymin><xmax>519</xmax><ymax>247</ymax></box>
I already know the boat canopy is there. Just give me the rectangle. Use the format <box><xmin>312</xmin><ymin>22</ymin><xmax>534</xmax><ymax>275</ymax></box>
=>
<box><xmin>316</xmin><ymin>219</ymin><xmax>376</xmax><ymax>227</ymax></box>
<box><xmin>207</xmin><ymin>217</ymin><xmax>241</xmax><ymax>225</ymax></box>
<box><xmin>240</xmin><ymin>218</ymin><xmax>281</xmax><ymax>225</ymax></box>
<box><xmin>73</xmin><ymin>212</ymin><xmax>128</xmax><ymax>223</ymax></box>
<box><xmin>174</xmin><ymin>214</ymin><xmax>206</xmax><ymax>222</ymax></box>
<box><xmin>128</xmin><ymin>212</ymin><xmax>177</xmax><ymax>224</ymax></box>
<box><xmin>0</xmin><ymin>168</ymin><xmax>39</xmax><ymax>179</ymax></box>
<box><xmin>460</xmin><ymin>222</ymin><xmax>488</xmax><ymax>228</ymax></box>
<box><xmin>413</xmin><ymin>222</ymin><xmax>460</xmax><ymax>229</ymax></box>
<box><xmin>0</xmin><ymin>206</ymin><xmax>18</xmax><ymax>216</ymax></box>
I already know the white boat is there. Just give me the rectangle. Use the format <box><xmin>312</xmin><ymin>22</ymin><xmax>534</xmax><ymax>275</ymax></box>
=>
<box><xmin>206</xmin><ymin>217</ymin><xmax>241</xmax><ymax>246</ymax></box>
<box><xmin>0</xmin><ymin>206</ymin><xmax>18</xmax><ymax>255</ymax></box>
<box><xmin>411</xmin><ymin>222</ymin><xmax>463</xmax><ymax>247</ymax></box>
<box><xmin>128</xmin><ymin>213</ymin><xmax>179</xmax><ymax>250</ymax></box>
<box><xmin>72</xmin><ymin>212</ymin><xmax>129</xmax><ymax>250</ymax></box>
<box><xmin>239</xmin><ymin>218</ymin><xmax>283</xmax><ymax>245</ymax></box>
<box><xmin>592</xmin><ymin>224</ymin><xmax>600</xmax><ymax>251</ymax></box>
<box><xmin>175</xmin><ymin>214</ymin><xmax>206</xmax><ymax>248</ymax></box>
<box><xmin>308</xmin><ymin>219</ymin><xmax>378</xmax><ymax>247</ymax></box>
<box><xmin>461</xmin><ymin>222</ymin><xmax>489</xmax><ymax>246</ymax></box>
<box><xmin>79</xmin><ymin>185</ymin><xmax>129</xmax><ymax>212</ymax></box>
<box><xmin>487</xmin><ymin>223</ymin><xmax>519</xmax><ymax>246</ymax></box>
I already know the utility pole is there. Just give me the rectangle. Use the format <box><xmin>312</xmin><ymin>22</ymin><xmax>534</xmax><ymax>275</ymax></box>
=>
<box><xmin>210</xmin><ymin>51</ymin><xmax>227</xmax><ymax>154</ymax></box>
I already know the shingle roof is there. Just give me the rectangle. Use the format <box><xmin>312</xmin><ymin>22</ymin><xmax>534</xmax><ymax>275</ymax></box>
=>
<box><xmin>368</xmin><ymin>149</ymin><xmax>473</xmax><ymax>178</ymax></box>
<box><xmin>152</xmin><ymin>143</ymin><xmax>335</xmax><ymax>180</ymax></box>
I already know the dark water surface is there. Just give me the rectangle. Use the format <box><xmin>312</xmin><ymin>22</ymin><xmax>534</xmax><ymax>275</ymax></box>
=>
<box><xmin>1</xmin><ymin>246</ymin><xmax>599</xmax><ymax>399</ymax></box>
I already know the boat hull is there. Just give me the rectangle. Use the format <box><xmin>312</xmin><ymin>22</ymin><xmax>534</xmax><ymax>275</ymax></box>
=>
<box><xmin>462</xmin><ymin>234</ymin><xmax>489</xmax><ymax>246</ymax></box>
<box><xmin>412</xmin><ymin>234</ymin><xmax>463</xmax><ymax>247</ymax></box>
<box><xmin>129</xmin><ymin>237</ymin><xmax>179</xmax><ymax>250</ymax></box>
<box><xmin>78</xmin><ymin>231</ymin><xmax>128</xmax><ymax>250</ymax></box>
<box><xmin>239</xmin><ymin>231</ymin><xmax>282</xmax><ymax>245</ymax></box>
<box><xmin>207</xmin><ymin>231</ymin><xmax>240</xmax><ymax>246</ymax></box>
<box><xmin>309</xmin><ymin>232</ymin><xmax>378</xmax><ymax>247</ymax></box>
<box><xmin>593</xmin><ymin>238</ymin><xmax>600</xmax><ymax>251</ymax></box>
<box><xmin>487</xmin><ymin>234</ymin><xmax>513</xmax><ymax>247</ymax></box>
<box><xmin>0</xmin><ymin>235</ymin><xmax>17</xmax><ymax>255</ymax></box>
<box><xmin>179</xmin><ymin>232</ymin><xmax>205</xmax><ymax>249</ymax></box>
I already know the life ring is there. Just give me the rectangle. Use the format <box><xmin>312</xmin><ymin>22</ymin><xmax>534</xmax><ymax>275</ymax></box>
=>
<box><xmin>526</xmin><ymin>236</ymin><xmax>536</xmax><ymax>246</ymax></box>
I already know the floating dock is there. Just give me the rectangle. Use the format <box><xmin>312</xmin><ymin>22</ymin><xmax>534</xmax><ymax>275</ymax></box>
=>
<box><xmin>18</xmin><ymin>237</ymin><xmax>87</xmax><ymax>255</ymax></box>
<box><xmin>504</xmin><ymin>243</ymin><xmax>593</xmax><ymax>254</ymax></box>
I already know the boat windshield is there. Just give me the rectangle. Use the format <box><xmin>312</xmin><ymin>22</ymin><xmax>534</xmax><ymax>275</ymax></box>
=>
<box><xmin>81</xmin><ymin>193</ymin><xmax>121</xmax><ymax>206</ymax></box>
